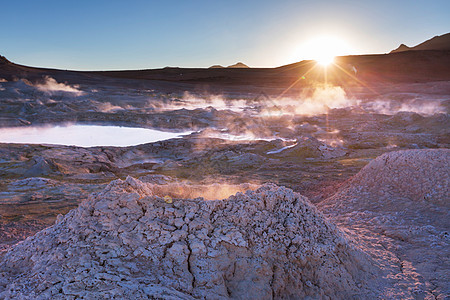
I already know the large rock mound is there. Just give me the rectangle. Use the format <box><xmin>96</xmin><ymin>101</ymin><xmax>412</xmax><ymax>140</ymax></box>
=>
<box><xmin>318</xmin><ymin>150</ymin><xmax>449</xmax><ymax>299</ymax></box>
<box><xmin>0</xmin><ymin>178</ymin><xmax>377</xmax><ymax>299</ymax></box>
<box><xmin>320</xmin><ymin>149</ymin><xmax>450</xmax><ymax>213</ymax></box>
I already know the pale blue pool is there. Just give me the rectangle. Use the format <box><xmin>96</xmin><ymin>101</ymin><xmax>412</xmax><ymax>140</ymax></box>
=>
<box><xmin>0</xmin><ymin>124</ymin><xmax>191</xmax><ymax>147</ymax></box>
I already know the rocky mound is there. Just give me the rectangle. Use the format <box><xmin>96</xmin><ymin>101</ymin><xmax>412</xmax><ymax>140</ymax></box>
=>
<box><xmin>0</xmin><ymin>178</ymin><xmax>377</xmax><ymax>299</ymax></box>
<box><xmin>320</xmin><ymin>149</ymin><xmax>450</xmax><ymax>214</ymax></box>
<box><xmin>318</xmin><ymin>150</ymin><xmax>449</xmax><ymax>299</ymax></box>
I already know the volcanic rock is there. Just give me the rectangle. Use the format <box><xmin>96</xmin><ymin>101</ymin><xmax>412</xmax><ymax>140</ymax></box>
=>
<box><xmin>320</xmin><ymin>149</ymin><xmax>450</xmax><ymax>212</ymax></box>
<box><xmin>270</xmin><ymin>136</ymin><xmax>346</xmax><ymax>160</ymax></box>
<box><xmin>24</xmin><ymin>156</ymin><xmax>65</xmax><ymax>177</ymax></box>
<box><xmin>0</xmin><ymin>177</ymin><xmax>377</xmax><ymax>299</ymax></box>
<box><xmin>318</xmin><ymin>149</ymin><xmax>450</xmax><ymax>298</ymax></box>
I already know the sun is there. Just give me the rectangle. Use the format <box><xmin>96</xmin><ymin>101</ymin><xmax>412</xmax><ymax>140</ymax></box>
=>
<box><xmin>316</xmin><ymin>53</ymin><xmax>335</xmax><ymax>67</ymax></box>
<box><xmin>298</xmin><ymin>36</ymin><xmax>351</xmax><ymax>67</ymax></box>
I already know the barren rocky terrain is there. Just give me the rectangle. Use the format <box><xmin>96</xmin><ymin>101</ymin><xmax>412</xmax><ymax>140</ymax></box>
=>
<box><xmin>0</xmin><ymin>150</ymin><xmax>447</xmax><ymax>299</ymax></box>
<box><xmin>0</xmin><ymin>51</ymin><xmax>449</xmax><ymax>298</ymax></box>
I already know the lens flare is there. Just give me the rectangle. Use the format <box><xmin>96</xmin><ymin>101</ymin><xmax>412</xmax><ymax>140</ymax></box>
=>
<box><xmin>164</xmin><ymin>195</ymin><xmax>173</xmax><ymax>204</ymax></box>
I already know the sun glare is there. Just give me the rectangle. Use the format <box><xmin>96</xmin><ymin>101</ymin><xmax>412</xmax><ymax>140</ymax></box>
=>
<box><xmin>316</xmin><ymin>54</ymin><xmax>335</xmax><ymax>67</ymax></box>
<box><xmin>298</xmin><ymin>36</ymin><xmax>351</xmax><ymax>67</ymax></box>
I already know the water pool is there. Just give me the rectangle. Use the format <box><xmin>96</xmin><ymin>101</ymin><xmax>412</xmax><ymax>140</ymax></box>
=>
<box><xmin>0</xmin><ymin>124</ymin><xmax>191</xmax><ymax>147</ymax></box>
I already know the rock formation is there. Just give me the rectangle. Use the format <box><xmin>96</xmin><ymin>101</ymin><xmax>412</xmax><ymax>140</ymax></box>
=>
<box><xmin>0</xmin><ymin>178</ymin><xmax>377</xmax><ymax>299</ymax></box>
<box><xmin>319</xmin><ymin>149</ymin><xmax>450</xmax><ymax>298</ymax></box>
<box><xmin>320</xmin><ymin>149</ymin><xmax>450</xmax><ymax>213</ymax></box>
<box><xmin>268</xmin><ymin>136</ymin><xmax>346</xmax><ymax>160</ymax></box>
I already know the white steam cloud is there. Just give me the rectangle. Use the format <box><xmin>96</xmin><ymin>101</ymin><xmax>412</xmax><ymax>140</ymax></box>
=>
<box><xmin>34</xmin><ymin>76</ymin><xmax>84</xmax><ymax>96</ymax></box>
<box><xmin>163</xmin><ymin>85</ymin><xmax>445</xmax><ymax>118</ymax></box>
<box><xmin>98</xmin><ymin>102</ymin><xmax>125</xmax><ymax>113</ymax></box>
<box><xmin>361</xmin><ymin>99</ymin><xmax>446</xmax><ymax>116</ymax></box>
<box><xmin>151</xmin><ymin>91</ymin><xmax>249</xmax><ymax>112</ymax></box>
<box><xmin>261</xmin><ymin>85</ymin><xmax>355</xmax><ymax>116</ymax></box>
<box><xmin>147</xmin><ymin>86</ymin><xmax>355</xmax><ymax>117</ymax></box>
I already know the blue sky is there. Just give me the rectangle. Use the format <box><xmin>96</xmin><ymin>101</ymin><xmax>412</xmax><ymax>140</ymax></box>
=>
<box><xmin>1</xmin><ymin>0</ymin><xmax>449</xmax><ymax>70</ymax></box>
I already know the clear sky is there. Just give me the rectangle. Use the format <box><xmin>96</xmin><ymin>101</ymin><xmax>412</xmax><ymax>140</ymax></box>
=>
<box><xmin>1</xmin><ymin>0</ymin><xmax>449</xmax><ymax>70</ymax></box>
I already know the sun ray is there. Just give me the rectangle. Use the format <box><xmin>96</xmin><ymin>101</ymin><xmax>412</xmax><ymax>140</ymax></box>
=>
<box><xmin>316</xmin><ymin>55</ymin><xmax>335</xmax><ymax>67</ymax></box>
<box><xmin>332</xmin><ymin>62</ymin><xmax>382</xmax><ymax>96</ymax></box>
<box><xmin>277</xmin><ymin>63</ymin><xmax>317</xmax><ymax>99</ymax></box>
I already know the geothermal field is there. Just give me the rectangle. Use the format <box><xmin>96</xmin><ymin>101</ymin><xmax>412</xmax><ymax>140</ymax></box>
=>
<box><xmin>0</xmin><ymin>36</ymin><xmax>449</xmax><ymax>298</ymax></box>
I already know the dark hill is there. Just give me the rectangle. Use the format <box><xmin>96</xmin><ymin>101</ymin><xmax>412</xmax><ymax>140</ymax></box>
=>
<box><xmin>227</xmin><ymin>62</ymin><xmax>249</xmax><ymax>68</ymax></box>
<box><xmin>391</xmin><ymin>32</ymin><xmax>450</xmax><ymax>53</ymax></box>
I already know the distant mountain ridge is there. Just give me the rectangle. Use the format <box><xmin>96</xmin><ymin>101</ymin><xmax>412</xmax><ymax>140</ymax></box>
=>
<box><xmin>227</xmin><ymin>62</ymin><xmax>249</xmax><ymax>68</ymax></box>
<box><xmin>209</xmin><ymin>62</ymin><xmax>250</xmax><ymax>69</ymax></box>
<box><xmin>391</xmin><ymin>32</ymin><xmax>450</xmax><ymax>53</ymax></box>
<box><xmin>1</xmin><ymin>32</ymin><xmax>450</xmax><ymax>84</ymax></box>
<box><xmin>0</xmin><ymin>55</ymin><xmax>11</xmax><ymax>65</ymax></box>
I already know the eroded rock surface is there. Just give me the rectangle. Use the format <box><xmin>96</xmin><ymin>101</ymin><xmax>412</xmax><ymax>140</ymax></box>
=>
<box><xmin>319</xmin><ymin>149</ymin><xmax>450</xmax><ymax>299</ymax></box>
<box><xmin>0</xmin><ymin>178</ymin><xmax>377</xmax><ymax>299</ymax></box>
<box><xmin>320</xmin><ymin>149</ymin><xmax>449</xmax><ymax>222</ymax></box>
